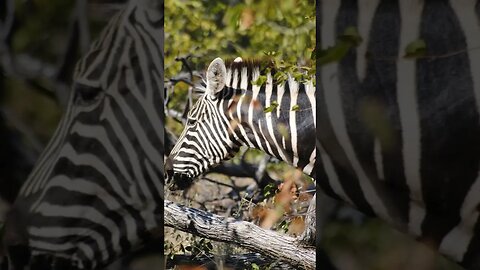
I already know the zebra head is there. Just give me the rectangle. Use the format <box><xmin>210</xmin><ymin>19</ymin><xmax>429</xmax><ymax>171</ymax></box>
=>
<box><xmin>2</xmin><ymin>1</ymin><xmax>164</xmax><ymax>269</ymax></box>
<box><xmin>166</xmin><ymin>58</ymin><xmax>241</xmax><ymax>189</ymax></box>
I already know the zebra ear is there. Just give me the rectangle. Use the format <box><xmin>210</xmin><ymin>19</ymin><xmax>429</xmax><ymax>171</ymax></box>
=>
<box><xmin>206</xmin><ymin>57</ymin><xmax>227</xmax><ymax>96</ymax></box>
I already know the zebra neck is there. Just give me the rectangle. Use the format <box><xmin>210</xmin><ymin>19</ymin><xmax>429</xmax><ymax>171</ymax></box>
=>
<box><xmin>223</xmin><ymin>82</ymin><xmax>316</xmax><ymax>177</ymax></box>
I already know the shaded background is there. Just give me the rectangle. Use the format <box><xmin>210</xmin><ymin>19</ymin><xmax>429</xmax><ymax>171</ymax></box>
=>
<box><xmin>0</xmin><ymin>0</ymin><xmax>129</xmax><ymax>204</ymax></box>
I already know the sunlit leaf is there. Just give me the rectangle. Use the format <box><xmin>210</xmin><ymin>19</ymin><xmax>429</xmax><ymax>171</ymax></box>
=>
<box><xmin>404</xmin><ymin>39</ymin><xmax>427</xmax><ymax>58</ymax></box>
<box><xmin>264</xmin><ymin>101</ymin><xmax>279</xmax><ymax>113</ymax></box>
<box><xmin>319</xmin><ymin>27</ymin><xmax>363</xmax><ymax>66</ymax></box>
<box><xmin>252</xmin><ymin>75</ymin><xmax>267</xmax><ymax>86</ymax></box>
<box><xmin>338</xmin><ymin>26</ymin><xmax>363</xmax><ymax>46</ymax></box>
<box><xmin>263</xmin><ymin>50</ymin><xmax>277</xmax><ymax>56</ymax></box>
<box><xmin>319</xmin><ymin>43</ymin><xmax>351</xmax><ymax>66</ymax></box>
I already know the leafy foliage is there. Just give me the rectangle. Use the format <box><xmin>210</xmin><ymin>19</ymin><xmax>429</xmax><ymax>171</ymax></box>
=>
<box><xmin>165</xmin><ymin>0</ymin><xmax>315</xmax><ymax>77</ymax></box>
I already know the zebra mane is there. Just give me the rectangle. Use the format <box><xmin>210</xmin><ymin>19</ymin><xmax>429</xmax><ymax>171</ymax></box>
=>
<box><xmin>195</xmin><ymin>58</ymin><xmax>310</xmax><ymax>94</ymax></box>
<box><xmin>223</xmin><ymin>58</ymin><xmax>276</xmax><ymax>73</ymax></box>
<box><xmin>194</xmin><ymin>58</ymin><xmax>276</xmax><ymax>94</ymax></box>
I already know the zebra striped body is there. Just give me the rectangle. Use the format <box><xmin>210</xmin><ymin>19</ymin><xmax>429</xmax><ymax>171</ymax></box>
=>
<box><xmin>3</xmin><ymin>1</ymin><xmax>164</xmax><ymax>269</ymax></box>
<box><xmin>165</xmin><ymin>58</ymin><xmax>316</xmax><ymax>188</ymax></box>
<box><xmin>320</xmin><ymin>0</ymin><xmax>480</xmax><ymax>268</ymax></box>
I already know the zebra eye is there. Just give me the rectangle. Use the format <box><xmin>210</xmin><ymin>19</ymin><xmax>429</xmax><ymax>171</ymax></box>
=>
<box><xmin>187</xmin><ymin>117</ymin><xmax>197</xmax><ymax>125</ymax></box>
<box><xmin>74</xmin><ymin>83</ymin><xmax>103</xmax><ymax>105</ymax></box>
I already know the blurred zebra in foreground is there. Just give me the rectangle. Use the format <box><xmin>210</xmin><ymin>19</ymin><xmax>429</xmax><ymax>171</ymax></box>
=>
<box><xmin>320</xmin><ymin>0</ymin><xmax>480</xmax><ymax>269</ymax></box>
<box><xmin>2</xmin><ymin>0</ymin><xmax>164</xmax><ymax>269</ymax></box>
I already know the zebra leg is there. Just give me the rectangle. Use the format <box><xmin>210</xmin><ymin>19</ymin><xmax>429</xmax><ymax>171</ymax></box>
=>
<box><xmin>297</xmin><ymin>193</ymin><xmax>316</xmax><ymax>246</ymax></box>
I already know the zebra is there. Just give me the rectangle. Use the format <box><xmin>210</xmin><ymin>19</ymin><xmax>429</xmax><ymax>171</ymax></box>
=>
<box><xmin>164</xmin><ymin>57</ymin><xmax>317</xmax><ymax>245</ymax></box>
<box><xmin>165</xmin><ymin>57</ymin><xmax>316</xmax><ymax>185</ymax></box>
<box><xmin>320</xmin><ymin>0</ymin><xmax>480</xmax><ymax>269</ymax></box>
<box><xmin>2</xmin><ymin>1</ymin><xmax>164</xmax><ymax>269</ymax></box>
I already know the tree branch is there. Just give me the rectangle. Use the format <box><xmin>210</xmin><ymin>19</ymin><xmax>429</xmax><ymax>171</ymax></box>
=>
<box><xmin>164</xmin><ymin>200</ymin><xmax>316</xmax><ymax>270</ymax></box>
<box><xmin>209</xmin><ymin>160</ymin><xmax>279</xmax><ymax>191</ymax></box>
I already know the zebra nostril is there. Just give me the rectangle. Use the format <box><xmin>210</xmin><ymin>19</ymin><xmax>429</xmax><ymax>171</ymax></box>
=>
<box><xmin>173</xmin><ymin>174</ymin><xmax>194</xmax><ymax>190</ymax></box>
<box><xmin>164</xmin><ymin>157</ymin><xmax>195</xmax><ymax>190</ymax></box>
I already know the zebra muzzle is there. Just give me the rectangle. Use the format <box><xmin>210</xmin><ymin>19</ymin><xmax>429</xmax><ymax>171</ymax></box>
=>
<box><xmin>170</xmin><ymin>174</ymin><xmax>194</xmax><ymax>190</ymax></box>
<box><xmin>165</xmin><ymin>157</ymin><xmax>194</xmax><ymax>190</ymax></box>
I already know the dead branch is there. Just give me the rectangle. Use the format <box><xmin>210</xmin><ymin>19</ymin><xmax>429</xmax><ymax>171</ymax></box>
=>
<box><xmin>209</xmin><ymin>160</ymin><xmax>279</xmax><ymax>191</ymax></box>
<box><xmin>164</xmin><ymin>200</ymin><xmax>316</xmax><ymax>270</ymax></box>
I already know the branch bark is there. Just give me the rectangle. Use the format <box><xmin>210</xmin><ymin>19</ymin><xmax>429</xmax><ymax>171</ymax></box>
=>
<box><xmin>164</xmin><ymin>200</ymin><xmax>316</xmax><ymax>270</ymax></box>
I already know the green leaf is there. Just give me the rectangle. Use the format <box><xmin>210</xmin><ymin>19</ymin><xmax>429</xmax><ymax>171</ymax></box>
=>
<box><xmin>318</xmin><ymin>43</ymin><xmax>350</xmax><ymax>65</ymax></box>
<box><xmin>273</xmin><ymin>71</ymin><xmax>288</xmax><ymax>83</ymax></box>
<box><xmin>338</xmin><ymin>26</ymin><xmax>363</xmax><ymax>46</ymax></box>
<box><xmin>293</xmin><ymin>73</ymin><xmax>303</xmax><ymax>81</ymax></box>
<box><xmin>264</xmin><ymin>101</ymin><xmax>279</xmax><ymax>113</ymax></box>
<box><xmin>263</xmin><ymin>183</ymin><xmax>277</xmax><ymax>197</ymax></box>
<box><xmin>252</xmin><ymin>75</ymin><xmax>267</xmax><ymax>86</ymax></box>
<box><xmin>251</xmin><ymin>263</ymin><xmax>260</xmax><ymax>270</ymax></box>
<box><xmin>319</xmin><ymin>27</ymin><xmax>363</xmax><ymax>66</ymax></box>
<box><xmin>291</xmin><ymin>104</ymin><xmax>300</xmax><ymax>111</ymax></box>
<box><xmin>404</xmin><ymin>39</ymin><xmax>427</xmax><ymax>58</ymax></box>
<box><xmin>263</xmin><ymin>50</ymin><xmax>277</xmax><ymax>56</ymax></box>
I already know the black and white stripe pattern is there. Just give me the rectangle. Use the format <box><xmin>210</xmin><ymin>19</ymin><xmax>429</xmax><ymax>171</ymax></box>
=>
<box><xmin>3</xmin><ymin>1</ymin><xmax>163</xmax><ymax>269</ymax></box>
<box><xmin>320</xmin><ymin>0</ymin><xmax>480</xmax><ymax>268</ymax></box>
<box><xmin>166</xmin><ymin>57</ymin><xmax>316</xmax><ymax>187</ymax></box>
